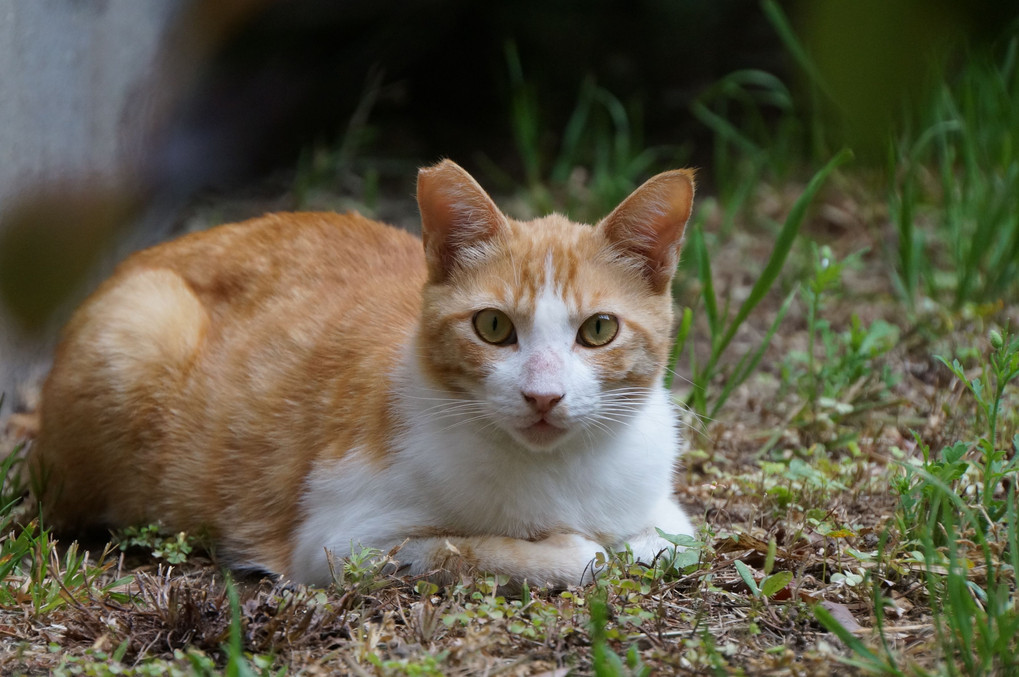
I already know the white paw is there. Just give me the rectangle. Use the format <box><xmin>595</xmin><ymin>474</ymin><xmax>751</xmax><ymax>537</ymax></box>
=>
<box><xmin>541</xmin><ymin>533</ymin><xmax>608</xmax><ymax>586</ymax></box>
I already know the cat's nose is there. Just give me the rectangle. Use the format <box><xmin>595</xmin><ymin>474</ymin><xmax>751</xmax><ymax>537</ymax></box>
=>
<box><xmin>522</xmin><ymin>391</ymin><xmax>563</xmax><ymax>414</ymax></box>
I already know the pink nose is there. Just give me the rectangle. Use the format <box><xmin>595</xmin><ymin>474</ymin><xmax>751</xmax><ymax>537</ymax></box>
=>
<box><xmin>522</xmin><ymin>392</ymin><xmax>563</xmax><ymax>414</ymax></box>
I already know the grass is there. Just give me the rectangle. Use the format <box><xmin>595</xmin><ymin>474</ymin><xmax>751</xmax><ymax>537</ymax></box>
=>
<box><xmin>668</xmin><ymin>147</ymin><xmax>852</xmax><ymax>418</ymax></box>
<box><xmin>890</xmin><ymin>36</ymin><xmax>1019</xmax><ymax>309</ymax></box>
<box><xmin>2</xmin><ymin>8</ymin><xmax>1019</xmax><ymax>676</ymax></box>
<box><xmin>492</xmin><ymin>41</ymin><xmax>684</xmax><ymax>223</ymax></box>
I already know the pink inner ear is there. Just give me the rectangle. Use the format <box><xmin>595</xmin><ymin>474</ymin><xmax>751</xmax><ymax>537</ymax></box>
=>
<box><xmin>417</xmin><ymin>160</ymin><xmax>507</xmax><ymax>282</ymax></box>
<box><xmin>599</xmin><ymin>169</ymin><xmax>695</xmax><ymax>293</ymax></box>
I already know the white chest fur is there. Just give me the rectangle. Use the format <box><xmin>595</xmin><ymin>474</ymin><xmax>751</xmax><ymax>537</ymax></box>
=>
<box><xmin>290</xmin><ymin>353</ymin><xmax>692</xmax><ymax>584</ymax></box>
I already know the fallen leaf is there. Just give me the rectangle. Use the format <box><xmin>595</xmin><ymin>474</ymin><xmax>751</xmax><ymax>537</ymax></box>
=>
<box><xmin>820</xmin><ymin>600</ymin><xmax>864</xmax><ymax>633</ymax></box>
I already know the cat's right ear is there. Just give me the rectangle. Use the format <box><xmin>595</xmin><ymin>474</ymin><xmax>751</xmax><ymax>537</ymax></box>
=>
<box><xmin>417</xmin><ymin>160</ymin><xmax>508</xmax><ymax>282</ymax></box>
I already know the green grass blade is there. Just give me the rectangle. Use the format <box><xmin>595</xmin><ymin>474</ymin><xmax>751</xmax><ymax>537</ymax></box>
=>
<box><xmin>1</xmin><ymin>443</ymin><xmax>24</xmax><ymax>516</ymax></box>
<box><xmin>1009</xmin><ymin>486</ymin><xmax>1019</xmax><ymax>608</ymax></box>
<box><xmin>813</xmin><ymin>604</ymin><xmax>901</xmax><ymax>675</ymax></box>
<box><xmin>551</xmin><ymin>77</ymin><xmax>597</xmax><ymax>183</ymax></box>
<box><xmin>690</xmin><ymin>101</ymin><xmax>763</xmax><ymax>157</ymax></box>
<box><xmin>708</xmin><ymin>148</ymin><xmax>853</xmax><ymax>375</ymax></box>
<box><xmin>590</xmin><ymin>590</ymin><xmax>626</xmax><ymax>677</ymax></box>
<box><xmin>690</xmin><ymin>223</ymin><xmax>720</xmax><ymax>342</ymax></box>
<box><xmin>665</xmin><ymin>306</ymin><xmax>693</xmax><ymax>390</ymax></box>
<box><xmin>224</xmin><ymin>574</ymin><xmax>259</xmax><ymax>677</ymax></box>
<box><xmin>716</xmin><ymin>68</ymin><xmax>795</xmax><ymax>110</ymax></box>
<box><xmin>888</xmin><ymin>140</ymin><xmax>917</xmax><ymax>306</ymax></box>
<box><xmin>504</xmin><ymin>41</ymin><xmax>542</xmax><ymax>188</ymax></box>
<box><xmin>687</xmin><ymin>326</ymin><xmax>704</xmax><ymax>414</ymax></box>
<box><xmin>760</xmin><ymin>0</ymin><xmax>833</xmax><ymax>103</ymax></box>
<box><xmin>709</xmin><ymin>286</ymin><xmax>797</xmax><ymax>418</ymax></box>
<box><xmin>594</xmin><ymin>87</ymin><xmax>632</xmax><ymax>174</ymax></box>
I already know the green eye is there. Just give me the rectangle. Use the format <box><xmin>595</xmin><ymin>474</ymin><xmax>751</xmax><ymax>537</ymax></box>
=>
<box><xmin>473</xmin><ymin>309</ymin><xmax>517</xmax><ymax>345</ymax></box>
<box><xmin>578</xmin><ymin>313</ymin><xmax>619</xmax><ymax>347</ymax></box>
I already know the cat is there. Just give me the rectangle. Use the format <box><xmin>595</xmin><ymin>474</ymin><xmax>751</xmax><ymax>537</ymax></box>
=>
<box><xmin>29</xmin><ymin>159</ymin><xmax>696</xmax><ymax>588</ymax></box>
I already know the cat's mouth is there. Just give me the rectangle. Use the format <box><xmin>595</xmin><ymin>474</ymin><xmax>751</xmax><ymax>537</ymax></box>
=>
<box><xmin>519</xmin><ymin>418</ymin><xmax>568</xmax><ymax>447</ymax></box>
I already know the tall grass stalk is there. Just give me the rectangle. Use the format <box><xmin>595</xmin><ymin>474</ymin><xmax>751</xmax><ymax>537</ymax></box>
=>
<box><xmin>892</xmin><ymin>35</ymin><xmax>1019</xmax><ymax>307</ymax></box>
<box><xmin>690</xmin><ymin>68</ymin><xmax>800</xmax><ymax>230</ymax></box>
<box><xmin>759</xmin><ymin>0</ymin><xmax>838</xmax><ymax>162</ymax></box>
<box><xmin>503</xmin><ymin>42</ymin><xmax>673</xmax><ymax>222</ymax></box>
<box><xmin>670</xmin><ymin>149</ymin><xmax>852</xmax><ymax>416</ymax></box>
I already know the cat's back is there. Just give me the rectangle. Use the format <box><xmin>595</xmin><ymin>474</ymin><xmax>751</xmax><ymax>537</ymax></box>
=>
<box><xmin>32</xmin><ymin>212</ymin><xmax>426</xmax><ymax>560</ymax></box>
<box><xmin>87</xmin><ymin>211</ymin><xmax>426</xmax><ymax>376</ymax></box>
<box><xmin>126</xmin><ymin>211</ymin><xmax>424</xmax><ymax>321</ymax></box>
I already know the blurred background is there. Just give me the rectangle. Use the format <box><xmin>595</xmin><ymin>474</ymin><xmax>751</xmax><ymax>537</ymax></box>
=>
<box><xmin>1</xmin><ymin>0</ymin><xmax>1016</xmax><ymax>412</ymax></box>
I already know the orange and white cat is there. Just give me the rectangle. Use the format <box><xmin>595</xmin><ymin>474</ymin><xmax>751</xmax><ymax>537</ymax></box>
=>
<box><xmin>30</xmin><ymin>160</ymin><xmax>696</xmax><ymax>588</ymax></box>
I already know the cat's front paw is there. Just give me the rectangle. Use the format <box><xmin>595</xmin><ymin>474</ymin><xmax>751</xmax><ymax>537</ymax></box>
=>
<box><xmin>538</xmin><ymin>532</ymin><xmax>608</xmax><ymax>586</ymax></box>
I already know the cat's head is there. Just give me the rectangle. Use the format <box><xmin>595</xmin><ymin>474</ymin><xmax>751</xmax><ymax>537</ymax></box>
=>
<box><xmin>415</xmin><ymin>160</ymin><xmax>694</xmax><ymax>452</ymax></box>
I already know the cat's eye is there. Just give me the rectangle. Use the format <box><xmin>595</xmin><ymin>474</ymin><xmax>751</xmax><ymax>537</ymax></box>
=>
<box><xmin>473</xmin><ymin>308</ymin><xmax>517</xmax><ymax>345</ymax></box>
<box><xmin>577</xmin><ymin>313</ymin><xmax>619</xmax><ymax>347</ymax></box>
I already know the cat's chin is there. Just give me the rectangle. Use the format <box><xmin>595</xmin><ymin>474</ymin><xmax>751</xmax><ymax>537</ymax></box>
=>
<box><xmin>514</xmin><ymin>420</ymin><xmax>571</xmax><ymax>451</ymax></box>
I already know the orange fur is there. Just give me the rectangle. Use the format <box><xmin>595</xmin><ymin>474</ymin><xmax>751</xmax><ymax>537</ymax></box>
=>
<box><xmin>33</xmin><ymin>212</ymin><xmax>425</xmax><ymax>572</ymax></box>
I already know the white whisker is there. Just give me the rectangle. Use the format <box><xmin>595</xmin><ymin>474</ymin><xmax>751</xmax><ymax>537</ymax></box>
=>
<box><xmin>433</xmin><ymin>414</ymin><xmax>498</xmax><ymax>435</ymax></box>
<box><xmin>594</xmin><ymin>415</ymin><xmax>633</xmax><ymax>428</ymax></box>
<box><xmin>662</xmin><ymin>366</ymin><xmax>695</xmax><ymax>388</ymax></box>
<box><xmin>580</xmin><ymin>419</ymin><xmax>613</xmax><ymax>438</ymax></box>
<box><xmin>415</xmin><ymin>402</ymin><xmax>488</xmax><ymax>417</ymax></box>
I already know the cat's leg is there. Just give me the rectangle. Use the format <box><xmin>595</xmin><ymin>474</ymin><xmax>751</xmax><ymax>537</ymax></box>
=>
<box><xmin>617</xmin><ymin>493</ymin><xmax>695</xmax><ymax>564</ymax></box>
<box><xmin>394</xmin><ymin>533</ymin><xmax>608</xmax><ymax>589</ymax></box>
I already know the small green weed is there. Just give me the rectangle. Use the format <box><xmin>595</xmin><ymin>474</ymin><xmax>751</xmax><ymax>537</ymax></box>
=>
<box><xmin>897</xmin><ymin>329</ymin><xmax>1019</xmax><ymax>537</ymax></box>
<box><xmin>365</xmin><ymin>650</ymin><xmax>448</xmax><ymax>677</ymax></box>
<box><xmin>326</xmin><ymin>543</ymin><xmax>400</xmax><ymax>605</ymax></box>
<box><xmin>734</xmin><ymin>559</ymin><xmax>793</xmax><ymax>601</ymax></box>
<box><xmin>654</xmin><ymin>527</ymin><xmax>705</xmax><ymax>574</ymax></box>
<box><xmin>115</xmin><ymin>523</ymin><xmax>195</xmax><ymax>564</ymax></box>
<box><xmin>0</xmin><ymin>519</ymin><xmax>131</xmax><ymax>616</ymax></box>
<box><xmin>857</xmin><ymin>329</ymin><xmax>1019</xmax><ymax>674</ymax></box>
<box><xmin>894</xmin><ymin>435</ymin><xmax>970</xmax><ymax>548</ymax></box>
<box><xmin>779</xmin><ymin>243</ymin><xmax>900</xmax><ymax>434</ymax></box>
<box><xmin>935</xmin><ymin>328</ymin><xmax>1019</xmax><ymax>518</ymax></box>
<box><xmin>1</xmin><ymin>438</ymin><xmax>132</xmax><ymax>618</ymax></box>
<box><xmin>907</xmin><ymin>496</ymin><xmax>1019</xmax><ymax>677</ymax></box>
<box><xmin>441</xmin><ymin>573</ymin><xmax>570</xmax><ymax>642</ymax></box>
<box><xmin>589</xmin><ymin>587</ymin><xmax>651</xmax><ymax>677</ymax></box>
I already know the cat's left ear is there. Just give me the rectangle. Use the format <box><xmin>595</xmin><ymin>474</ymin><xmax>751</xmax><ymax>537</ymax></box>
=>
<box><xmin>417</xmin><ymin>160</ymin><xmax>508</xmax><ymax>283</ymax></box>
<box><xmin>598</xmin><ymin>169</ymin><xmax>695</xmax><ymax>294</ymax></box>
